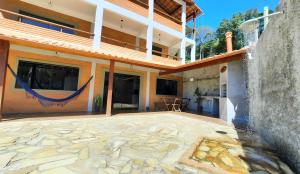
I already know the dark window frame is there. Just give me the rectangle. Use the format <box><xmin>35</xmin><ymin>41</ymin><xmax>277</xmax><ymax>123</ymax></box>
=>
<box><xmin>15</xmin><ymin>60</ymin><xmax>80</xmax><ymax>91</ymax></box>
<box><xmin>156</xmin><ymin>79</ymin><xmax>178</xmax><ymax>96</ymax></box>
<box><xmin>19</xmin><ymin>11</ymin><xmax>75</xmax><ymax>35</ymax></box>
<box><xmin>152</xmin><ymin>45</ymin><xmax>163</xmax><ymax>56</ymax></box>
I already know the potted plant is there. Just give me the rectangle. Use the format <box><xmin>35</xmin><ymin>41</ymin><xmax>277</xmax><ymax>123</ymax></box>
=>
<box><xmin>194</xmin><ymin>87</ymin><xmax>202</xmax><ymax>113</ymax></box>
<box><xmin>94</xmin><ymin>96</ymin><xmax>102</xmax><ymax>113</ymax></box>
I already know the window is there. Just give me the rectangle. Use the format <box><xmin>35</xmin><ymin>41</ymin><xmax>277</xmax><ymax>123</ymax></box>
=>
<box><xmin>16</xmin><ymin>60</ymin><xmax>79</xmax><ymax>91</ymax></box>
<box><xmin>19</xmin><ymin>11</ymin><xmax>75</xmax><ymax>34</ymax></box>
<box><xmin>152</xmin><ymin>45</ymin><xmax>163</xmax><ymax>56</ymax></box>
<box><xmin>156</xmin><ymin>79</ymin><xmax>178</xmax><ymax>96</ymax></box>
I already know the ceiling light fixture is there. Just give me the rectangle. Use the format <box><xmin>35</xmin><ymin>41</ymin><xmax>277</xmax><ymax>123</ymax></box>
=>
<box><xmin>120</xmin><ymin>19</ymin><xmax>124</xmax><ymax>29</ymax></box>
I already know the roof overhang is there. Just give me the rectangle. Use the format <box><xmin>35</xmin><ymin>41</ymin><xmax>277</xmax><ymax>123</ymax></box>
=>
<box><xmin>1</xmin><ymin>31</ymin><xmax>246</xmax><ymax>75</ymax></box>
<box><xmin>159</xmin><ymin>49</ymin><xmax>248</xmax><ymax>75</ymax></box>
<box><xmin>0</xmin><ymin>34</ymin><xmax>177</xmax><ymax>71</ymax></box>
<box><xmin>0</xmin><ymin>30</ymin><xmax>246</xmax><ymax>74</ymax></box>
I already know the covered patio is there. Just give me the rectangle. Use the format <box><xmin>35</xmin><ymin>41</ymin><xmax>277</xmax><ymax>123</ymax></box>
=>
<box><xmin>0</xmin><ymin>33</ymin><xmax>246</xmax><ymax>120</ymax></box>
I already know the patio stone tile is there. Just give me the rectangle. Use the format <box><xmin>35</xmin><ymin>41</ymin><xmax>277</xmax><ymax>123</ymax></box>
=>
<box><xmin>0</xmin><ymin>152</ymin><xmax>16</xmax><ymax>168</ymax></box>
<box><xmin>0</xmin><ymin>113</ymin><xmax>294</xmax><ymax>174</ymax></box>
<box><xmin>41</xmin><ymin>167</ymin><xmax>75</xmax><ymax>174</ymax></box>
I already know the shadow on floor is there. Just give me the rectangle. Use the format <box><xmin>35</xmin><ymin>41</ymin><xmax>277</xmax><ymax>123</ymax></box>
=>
<box><xmin>236</xmin><ymin>129</ymin><xmax>295</xmax><ymax>173</ymax></box>
<box><xmin>1</xmin><ymin>112</ymin><xmax>104</xmax><ymax>122</ymax></box>
<box><xmin>186</xmin><ymin>128</ymin><xmax>295</xmax><ymax>173</ymax></box>
<box><xmin>1</xmin><ymin>109</ymin><xmax>141</xmax><ymax>122</ymax></box>
<box><xmin>184</xmin><ymin>110</ymin><xmax>219</xmax><ymax>118</ymax></box>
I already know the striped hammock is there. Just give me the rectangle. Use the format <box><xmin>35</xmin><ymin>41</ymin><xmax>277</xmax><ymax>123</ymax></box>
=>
<box><xmin>7</xmin><ymin>64</ymin><xmax>93</xmax><ymax>107</ymax></box>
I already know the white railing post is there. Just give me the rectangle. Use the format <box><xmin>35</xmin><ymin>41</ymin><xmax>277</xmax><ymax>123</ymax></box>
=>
<box><xmin>146</xmin><ymin>0</ymin><xmax>154</xmax><ymax>60</ymax></box>
<box><xmin>191</xmin><ymin>42</ymin><xmax>196</xmax><ymax>62</ymax></box>
<box><xmin>180</xmin><ymin>2</ymin><xmax>186</xmax><ymax>64</ymax></box>
<box><xmin>264</xmin><ymin>6</ymin><xmax>269</xmax><ymax>29</ymax></box>
<box><xmin>93</xmin><ymin>0</ymin><xmax>104</xmax><ymax>49</ymax></box>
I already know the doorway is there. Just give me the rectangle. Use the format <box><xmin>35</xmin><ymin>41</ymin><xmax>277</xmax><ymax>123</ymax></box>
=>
<box><xmin>103</xmin><ymin>72</ymin><xmax>140</xmax><ymax>113</ymax></box>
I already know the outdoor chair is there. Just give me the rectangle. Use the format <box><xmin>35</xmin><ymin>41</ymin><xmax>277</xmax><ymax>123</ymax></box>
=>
<box><xmin>172</xmin><ymin>98</ymin><xmax>182</xmax><ymax>112</ymax></box>
<box><xmin>181</xmin><ymin>98</ymin><xmax>191</xmax><ymax>111</ymax></box>
<box><xmin>161</xmin><ymin>98</ymin><xmax>172</xmax><ymax>111</ymax></box>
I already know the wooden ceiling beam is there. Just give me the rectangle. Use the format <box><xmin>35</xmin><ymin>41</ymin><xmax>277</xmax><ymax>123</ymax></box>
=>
<box><xmin>186</xmin><ymin>11</ymin><xmax>197</xmax><ymax>21</ymax></box>
<box><xmin>170</xmin><ymin>5</ymin><xmax>182</xmax><ymax>15</ymax></box>
<box><xmin>154</xmin><ymin>0</ymin><xmax>172</xmax><ymax>15</ymax></box>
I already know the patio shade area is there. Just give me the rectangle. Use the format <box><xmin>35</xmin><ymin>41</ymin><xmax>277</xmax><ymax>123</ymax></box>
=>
<box><xmin>0</xmin><ymin>113</ymin><xmax>294</xmax><ymax>174</ymax></box>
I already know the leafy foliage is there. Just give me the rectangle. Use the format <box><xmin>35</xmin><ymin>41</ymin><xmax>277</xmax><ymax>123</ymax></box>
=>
<box><xmin>194</xmin><ymin>87</ymin><xmax>202</xmax><ymax>104</ymax></box>
<box><xmin>94</xmin><ymin>95</ymin><xmax>102</xmax><ymax>112</ymax></box>
<box><xmin>194</xmin><ymin>9</ymin><xmax>263</xmax><ymax>59</ymax></box>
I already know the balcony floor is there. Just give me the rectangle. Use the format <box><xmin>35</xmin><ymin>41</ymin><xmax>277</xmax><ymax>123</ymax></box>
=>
<box><xmin>0</xmin><ymin>18</ymin><xmax>181</xmax><ymax>68</ymax></box>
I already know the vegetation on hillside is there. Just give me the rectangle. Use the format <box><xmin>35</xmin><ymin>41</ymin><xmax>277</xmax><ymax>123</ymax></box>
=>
<box><xmin>190</xmin><ymin>9</ymin><xmax>269</xmax><ymax>60</ymax></box>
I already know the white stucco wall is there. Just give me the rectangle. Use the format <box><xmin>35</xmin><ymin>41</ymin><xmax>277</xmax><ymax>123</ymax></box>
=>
<box><xmin>219</xmin><ymin>60</ymin><xmax>249</xmax><ymax>125</ymax></box>
<box><xmin>227</xmin><ymin>60</ymin><xmax>249</xmax><ymax>123</ymax></box>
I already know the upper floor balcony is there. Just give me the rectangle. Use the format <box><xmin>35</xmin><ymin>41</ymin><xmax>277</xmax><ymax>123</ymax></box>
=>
<box><xmin>0</xmin><ymin>0</ymin><xmax>202</xmax><ymax>64</ymax></box>
<box><xmin>107</xmin><ymin>0</ymin><xmax>183</xmax><ymax>32</ymax></box>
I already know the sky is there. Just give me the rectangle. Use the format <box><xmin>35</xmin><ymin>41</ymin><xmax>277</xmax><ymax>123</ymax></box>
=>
<box><xmin>189</xmin><ymin>0</ymin><xmax>280</xmax><ymax>30</ymax></box>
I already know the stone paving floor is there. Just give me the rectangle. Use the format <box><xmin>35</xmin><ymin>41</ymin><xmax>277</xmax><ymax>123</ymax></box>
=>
<box><xmin>0</xmin><ymin>113</ymin><xmax>294</xmax><ymax>174</ymax></box>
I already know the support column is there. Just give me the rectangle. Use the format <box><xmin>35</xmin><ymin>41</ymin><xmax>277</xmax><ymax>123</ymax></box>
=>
<box><xmin>93</xmin><ymin>0</ymin><xmax>104</xmax><ymax>49</ymax></box>
<box><xmin>146</xmin><ymin>0</ymin><xmax>154</xmax><ymax>60</ymax></box>
<box><xmin>145</xmin><ymin>71</ymin><xmax>150</xmax><ymax>111</ymax></box>
<box><xmin>180</xmin><ymin>2</ymin><xmax>186</xmax><ymax>64</ymax></box>
<box><xmin>191</xmin><ymin>13</ymin><xmax>196</xmax><ymax>62</ymax></box>
<box><xmin>87</xmin><ymin>62</ymin><xmax>96</xmax><ymax>113</ymax></box>
<box><xmin>180</xmin><ymin>40</ymin><xmax>186</xmax><ymax>64</ymax></box>
<box><xmin>106</xmin><ymin>60</ymin><xmax>115</xmax><ymax>116</ymax></box>
<box><xmin>0</xmin><ymin>40</ymin><xmax>9</xmax><ymax>121</ymax></box>
<box><xmin>191</xmin><ymin>42</ymin><xmax>196</xmax><ymax>62</ymax></box>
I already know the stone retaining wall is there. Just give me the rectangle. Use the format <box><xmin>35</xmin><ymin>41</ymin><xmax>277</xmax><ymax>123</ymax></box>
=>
<box><xmin>248</xmin><ymin>0</ymin><xmax>300</xmax><ymax>172</ymax></box>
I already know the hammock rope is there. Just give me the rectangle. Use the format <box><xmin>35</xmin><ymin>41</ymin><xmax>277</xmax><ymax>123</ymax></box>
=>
<box><xmin>7</xmin><ymin>64</ymin><xmax>93</xmax><ymax>106</ymax></box>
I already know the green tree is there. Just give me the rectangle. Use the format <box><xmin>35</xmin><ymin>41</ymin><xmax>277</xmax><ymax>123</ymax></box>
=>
<box><xmin>194</xmin><ymin>9</ymin><xmax>261</xmax><ymax>58</ymax></box>
<box><xmin>214</xmin><ymin>13</ymin><xmax>243</xmax><ymax>54</ymax></box>
<box><xmin>196</xmin><ymin>28</ymin><xmax>215</xmax><ymax>59</ymax></box>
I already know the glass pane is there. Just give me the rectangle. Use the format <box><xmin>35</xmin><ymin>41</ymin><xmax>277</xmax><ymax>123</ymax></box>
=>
<box><xmin>62</xmin><ymin>28</ymin><xmax>75</xmax><ymax>34</ymax></box>
<box><xmin>33</xmin><ymin>65</ymin><xmax>65</xmax><ymax>90</ymax></box>
<box><xmin>156</xmin><ymin>79</ymin><xmax>178</xmax><ymax>96</ymax></box>
<box><xmin>15</xmin><ymin>61</ymin><xmax>34</xmax><ymax>88</ymax></box>
<box><xmin>48</xmin><ymin>25</ymin><xmax>61</xmax><ymax>32</ymax></box>
<box><xmin>64</xmin><ymin>69</ymin><xmax>79</xmax><ymax>91</ymax></box>
<box><xmin>21</xmin><ymin>18</ymin><xmax>49</xmax><ymax>28</ymax></box>
<box><xmin>20</xmin><ymin>11</ymin><xmax>75</xmax><ymax>35</ymax></box>
<box><xmin>16</xmin><ymin>61</ymin><xmax>79</xmax><ymax>91</ymax></box>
